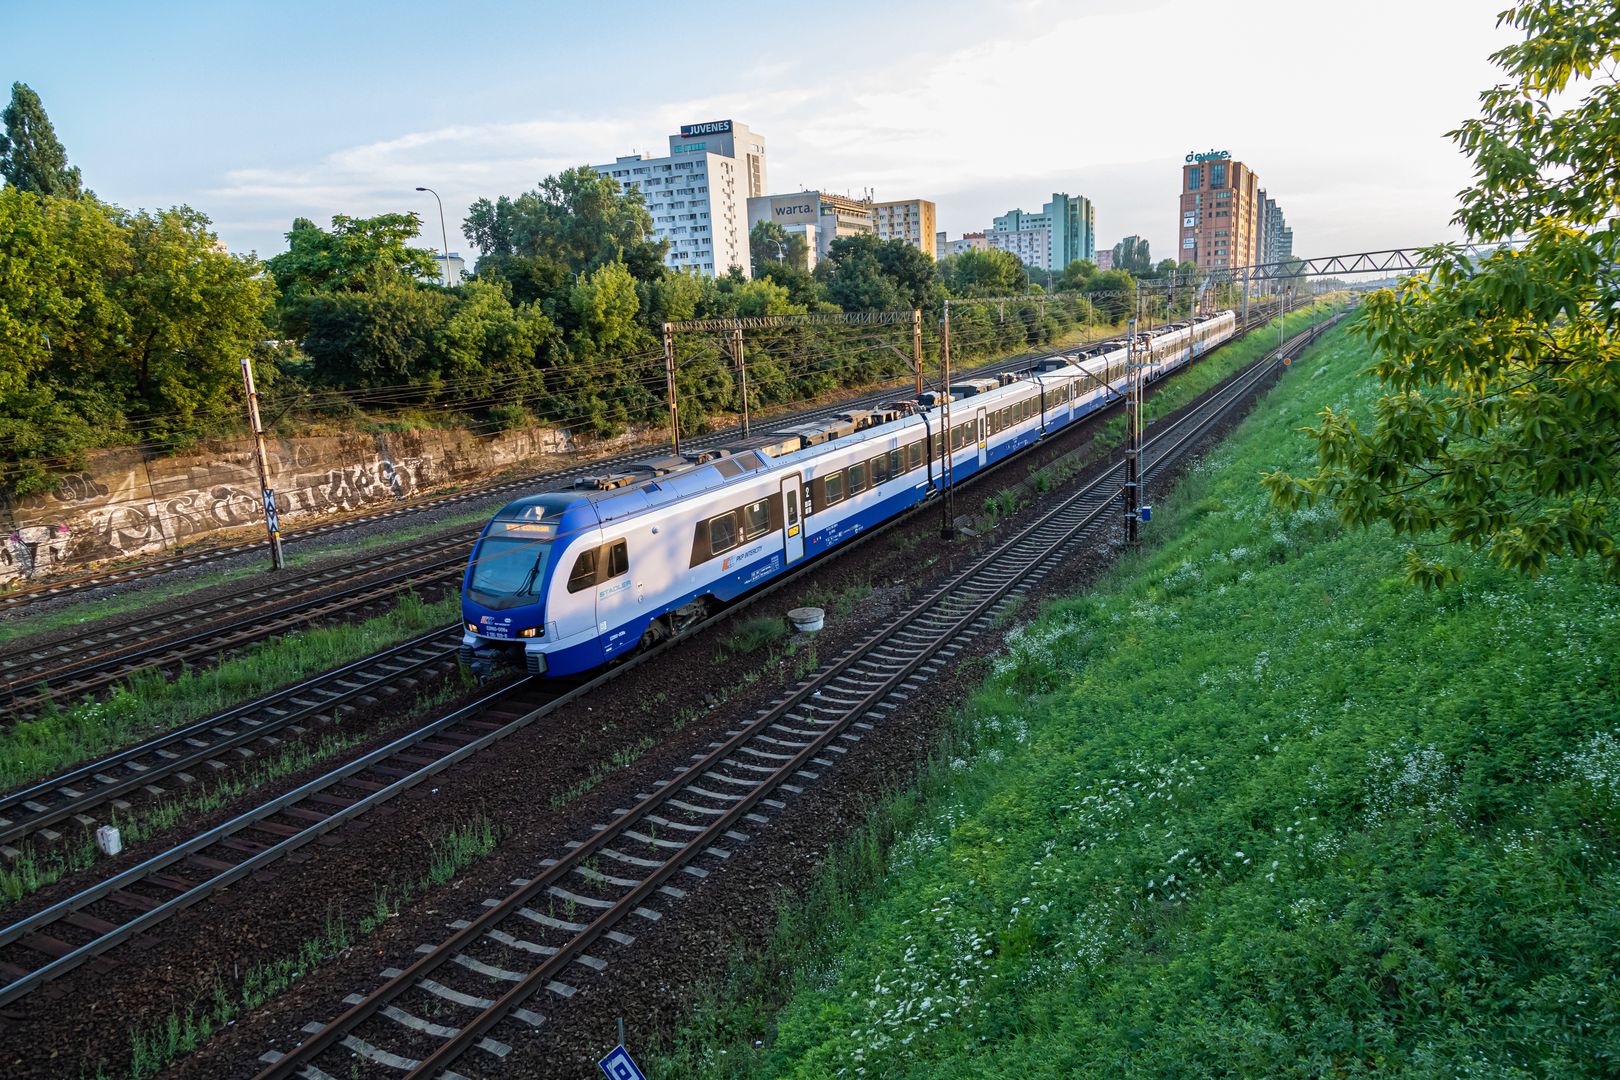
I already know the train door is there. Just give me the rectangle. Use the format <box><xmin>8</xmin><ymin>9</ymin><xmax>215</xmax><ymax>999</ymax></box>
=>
<box><xmin>591</xmin><ymin>537</ymin><xmax>638</xmax><ymax>661</ymax></box>
<box><xmin>781</xmin><ymin>474</ymin><xmax>804</xmax><ymax>565</ymax></box>
<box><xmin>976</xmin><ymin>408</ymin><xmax>988</xmax><ymax>467</ymax></box>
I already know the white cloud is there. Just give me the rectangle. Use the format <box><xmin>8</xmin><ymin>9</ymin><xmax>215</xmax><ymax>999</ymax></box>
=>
<box><xmin>207</xmin><ymin>0</ymin><xmax>1512</xmax><ymax>266</ymax></box>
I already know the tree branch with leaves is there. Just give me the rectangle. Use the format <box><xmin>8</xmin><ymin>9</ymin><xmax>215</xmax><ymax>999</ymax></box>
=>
<box><xmin>1264</xmin><ymin>0</ymin><xmax>1620</xmax><ymax>586</ymax></box>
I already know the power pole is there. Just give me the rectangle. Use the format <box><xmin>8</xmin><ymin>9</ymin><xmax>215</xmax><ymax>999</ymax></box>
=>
<box><xmin>912</xmin><ymin>308</ymin><xmax>924</xmax><ymax>398</ymax></box>
<box><xmin>662</xmin><ymin>322</ymin><xmax>681</xmax><ymax>454</ymax></box>
<box><xmin>729</xmin><ymin>320</ymin><xmax>750</xmax><ymax>437</ymax></box>
<box><xmin>240</xmin><ymin>356</ymin><xmax>285</xmax><ymax>570</ymax></box>
<box><xmin>940</xmin><ymin>299</ymin><xmax>955</xmax><ymax>540</ymax></box>
<box><xmin>1122</xmin><ymin>317</ymin><xmax>1144</xmax><ymax>547</ymax></box>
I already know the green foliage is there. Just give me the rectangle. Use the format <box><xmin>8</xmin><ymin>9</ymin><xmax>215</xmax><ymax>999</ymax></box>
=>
<box><xmin>0</xmin><ymin>189</ymin><xmax>274</xmax><ymax>492</ymax></box>
<box><xmin>672</xmin><ymin>322</ymin><xmax>1620</xmax><ymax>1078</ymax></box>
<box><xmin>264</xmin><ymin>213</ymin><xmax>439</xmax><ymax>301</ymax></box>
<box><xmin>1112</xmin><ymin>234</ymin><xmax>1152</xmax><ymax>275</ymax></box>
<box><xmin>1265</xmin><ymin>0</ymin><xmax>1620</xmax><ymax>583</ymax></box>
<box><xmin>463</xmin><ymin>166</ymin><xmax>667</xmax><ymax>278</ymax></box>
<box><xmin>0</xmin><ymin>82</ymin><xmax>82</xmax><ymax>197</ymax></box>
<box><xmin>750</xmin><ymin>219</ymin><xmax>809</xmax><ymax>272</ymax></box>
<box><xmin>942</xmin><ymin>248</ymin><xmax>1028</xmax><ymax>296</ymax></box>
<box><xmin>721</xmin><ymin>614</ymin><xmax>790</xmax><ymax>657</ymax></box>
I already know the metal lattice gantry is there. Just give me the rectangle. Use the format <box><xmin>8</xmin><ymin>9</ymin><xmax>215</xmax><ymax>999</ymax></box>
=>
<box><xmin>1215</xmin><ymin>239</ymin><xmax>1527</xmax><ymax>282</ymax></box>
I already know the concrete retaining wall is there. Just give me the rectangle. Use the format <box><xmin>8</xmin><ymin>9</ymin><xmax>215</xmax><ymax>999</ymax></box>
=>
<box><xmin>0</xmin><ymin>423</ymin><xmax>632</xmax><ymax>586</ymax></box>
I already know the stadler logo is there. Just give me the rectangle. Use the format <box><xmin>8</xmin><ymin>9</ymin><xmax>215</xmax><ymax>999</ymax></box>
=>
<box><xmin>1185</xmin><ymin>149</ymin><xmax>1232</xmax><ymax>163</ymax></box>
<box><xmin>681</xmin><ymin>119</ymin><xmax>733</xmax><ymax>137</ymax></box>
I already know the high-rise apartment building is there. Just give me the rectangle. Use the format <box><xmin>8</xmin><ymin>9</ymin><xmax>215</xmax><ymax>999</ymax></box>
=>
<box><xmin>1178</xmin><ymin>151</ymin><xmax>1261</xmax><ymax>274</ymax></box>
<box><xmin>871</xmin><ymin>199</ymin><xmax>937</xmax><ymax>256</ymax></box>
<box><xmin>987</xmin><ymin>193</ymin><xmax>1095</xmax><ymax>272</ymax></box>
<box><xmin>1258</xmin><ymin>192</ymin><xmax>1292</xmax><ymax>264</ymax></box>
<box><xmin>590</xmin><ymin>119</ymin><xmax>766</xmax><ymax>278</ymax></box>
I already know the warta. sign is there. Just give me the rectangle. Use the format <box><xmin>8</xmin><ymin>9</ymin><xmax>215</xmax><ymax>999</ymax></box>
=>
<box><xmin>1185</xmin><ymin>149</ymin><xmax>1232</xmax><ymax>163</ymax></box>
<box><xmin>681</xmin><ymin>119</ymin><xmax>733</xmax><ymax>137</ymax></box>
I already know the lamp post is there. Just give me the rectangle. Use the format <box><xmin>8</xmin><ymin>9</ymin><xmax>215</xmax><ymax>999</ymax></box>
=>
<box><xmin>415</xmin><ymin>186</ymin><xmax>451</xmax><ymax>287</ymax></box>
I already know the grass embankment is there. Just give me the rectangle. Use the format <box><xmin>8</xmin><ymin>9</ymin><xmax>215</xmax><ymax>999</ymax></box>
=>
<box><xmin>660</xmin><ymin>320</ymin><xmax>1620</xmax><ymax>1077</ymax></box>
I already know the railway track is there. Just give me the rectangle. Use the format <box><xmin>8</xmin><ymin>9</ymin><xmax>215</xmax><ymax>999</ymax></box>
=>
<box><xmin>249</xmin><ymin>313</ymin><xmax>1342</xmax><ymax>1080</ymax></box>
<box><xmin>0</xmin><ymin>628</ymin><xmax>463</xmax><ymax>858</ymax></box>
<box><xmin>0</xmin><ymin>533</ymin><xmax>474</xmax><ymax>720</ymax></box>
<box><xmin>0</xmin><ymin>309</ymin><xmax>1295</xmax><ymax>616</ymax></box>
<box><xmin>0</xmin><ymin>307</ymin><xmax>1329</xmax><ymax>1018</ymax></box>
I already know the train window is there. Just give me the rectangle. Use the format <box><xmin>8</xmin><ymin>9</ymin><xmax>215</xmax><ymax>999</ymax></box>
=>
<box><xmin>849</xmin><ymin>462</ymin><xmax>867</xmax><ymax>494</ymax></box>
<box><xmin>741</xmin><ymin>499</ymin><xmax>770</xmax><ymax>541</ymax></box>
<box><xmin>710</xmin><ymin>513</ymin><xmax>739</xmax><ymax>554</ymax></box>
<box><xmin>1001</xmin><ymin>406</ymin><xmax>1013</xmax><ymax>427</ymax></box>
<box><xmin>607</xmin><ymin>540</ymin><xmax>629</xmax><ymax>578</ymax></box>
<box><xmin>889</xmin><ymin>448</ymin><xmax>904</xmax><ymax>477</ymax></box>
<box><xmin>871</xmin><ymin>454</ymin><xmax>889</xmax><ymax>485</ymax></box>
<box><xmin>907</xmin><ymin>442</ymin><xmax>923</xmax><ymax>470</ymax></box>
<box><xmin>567</xmin><ymin>549</ymin><xmax>598</xmax><ymax>593</ymax></box>
<box><xmin>824</xmin><ymin>471</ymin><xmax>845</xmax><ymax>505</ymax></box>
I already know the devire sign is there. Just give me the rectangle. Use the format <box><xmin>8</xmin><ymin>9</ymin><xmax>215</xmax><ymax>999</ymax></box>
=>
<box><xmin>681</xmin><ymin>120</ymin><xmax>733</xmax><ymax>137</ymax></box>
<box><xmin>1185</xmin><ymin>149</ymin><xmax>1231</xmax><ymax>163</ymax></box>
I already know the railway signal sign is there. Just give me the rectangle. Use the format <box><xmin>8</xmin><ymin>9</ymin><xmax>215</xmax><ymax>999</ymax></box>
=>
<box><xmin>599</xmin><ymin>1044</ymin><xmax>647</xmax><ymax>1080</ymax></box>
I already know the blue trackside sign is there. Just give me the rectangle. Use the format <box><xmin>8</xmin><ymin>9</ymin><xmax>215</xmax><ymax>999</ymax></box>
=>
<box><xmin>599</xmin><ymin>1045</ymin><xmax>647</xmax><ymax>1080</ymax></box>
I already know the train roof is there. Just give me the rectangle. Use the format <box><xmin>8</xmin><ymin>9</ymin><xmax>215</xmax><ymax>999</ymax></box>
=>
<box><xmin>487</xmin><ymin>312</ymin><xmax>1236</xmax><ymax>536</ymax></box>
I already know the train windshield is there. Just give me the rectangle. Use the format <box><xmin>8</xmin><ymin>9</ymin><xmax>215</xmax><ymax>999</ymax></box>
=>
<box><xmin>467</xmin><ymin>536</ymin><xmax>552</xmax><ymax>609</ymax></box>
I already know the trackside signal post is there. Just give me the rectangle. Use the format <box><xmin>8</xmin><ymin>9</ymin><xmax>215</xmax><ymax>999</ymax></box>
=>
<box><xmin>240</xmin><ymin>357</ymin><xmax>285</xmax><ymax>570</ymax></box>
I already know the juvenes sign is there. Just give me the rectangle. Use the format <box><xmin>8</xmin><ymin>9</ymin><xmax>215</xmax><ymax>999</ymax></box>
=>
<box><xmin>681</xmin><ymin>119</ymin><xmax>733</xmax><ymax>137</ymax></box>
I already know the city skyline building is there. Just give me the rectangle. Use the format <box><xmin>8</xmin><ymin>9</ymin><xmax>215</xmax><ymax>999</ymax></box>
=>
<box><xmin>936</xmin><ymin>231</ymin><xmax>989</xmax><ymax>259</ymax></box>
<box><xmin>590</xmin><ymin>119</ymin><xmax>764</xmax><ymax>278</ymax></box>
<box><xmin>871</xmin><ymin>198</ymin><xmax>937</xmax><ymax>257</ymax></box>
<box><xmin>986</xmin><ymin>192</ymin><xmax>1095</xmax><ymax>272</ymax></box>
<box><xmin>747</xmin><ymin>190</ymin><xmax>875</xmax><ymax>262</ymax></box>
<box><xmin>1178</xmin><ymin>150</ymin><xmax>1261</xmax><ymax>275</ymax></box>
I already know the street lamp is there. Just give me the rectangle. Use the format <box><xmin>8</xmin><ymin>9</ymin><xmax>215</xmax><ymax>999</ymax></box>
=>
<box><xmin>415</xmin><ymin>186</ymin><xmax>451</xmax><ymax>287</ymax></box>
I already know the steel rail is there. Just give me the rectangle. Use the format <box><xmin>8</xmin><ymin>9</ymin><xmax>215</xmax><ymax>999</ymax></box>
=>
<box><xmin>0</xmin><ymin>302</ymin><xmax>1315</xmax><ymax>1016</ymax></box>
<box><xmin>0</xmin><ymin>533</ymin><xmax>472</xmax><ymax>692</ymax></box>
<box><xmin>0</xmin><ymin>628</ymin><xmax>463</xmax><ymax>853</ymax></box>
<box><xmin>258</xmin><ymin>307</ymin><xmax>1339</xmax><ymax>1080</ymax></box>
<box><xmin>0</xmin><ymin>559</ymin><xmax>465</xmax><ymax>720</ymax></box>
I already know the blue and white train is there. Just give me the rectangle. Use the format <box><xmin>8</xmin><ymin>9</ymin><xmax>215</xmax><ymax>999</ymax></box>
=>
<box><xmin>460</xmin><ymin>310</ymin><xmax>1238</xmax><ymax>676</ymax></box>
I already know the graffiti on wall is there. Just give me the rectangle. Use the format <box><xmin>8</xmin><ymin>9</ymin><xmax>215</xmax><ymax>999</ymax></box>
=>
<box><xmin>0</xmin><ymin>423</ymin><xmax>580</xmax><ymax>586</ymax></box>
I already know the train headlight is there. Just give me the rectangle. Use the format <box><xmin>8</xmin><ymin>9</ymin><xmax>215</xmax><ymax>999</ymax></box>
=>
<box><xmin>519</xmin><ymin>627</ymin><xmax>538</xmax><ymax>638</ymax></box>
<box><xmin>466</xmin><ymin>622</ymin><xmax>479</xmax><ymax>634</ymax></box>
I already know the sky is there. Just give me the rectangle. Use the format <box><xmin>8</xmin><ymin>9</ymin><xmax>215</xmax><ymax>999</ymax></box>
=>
<box><xmin>4</xmin><ymin>0</ymin><xmax>1514</xmax><ymax>267</ymax></box>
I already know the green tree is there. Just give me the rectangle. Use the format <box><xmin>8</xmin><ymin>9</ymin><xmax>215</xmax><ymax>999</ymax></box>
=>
<box><xmin>0</xmin><ymin>192</ymin><xmax>273</xmax><ymax>491</ymax></box>
<box><xmin>1112</xmin><ymin>235</ymin><xmax>1152</xmax><ymax>276</ymax></box>
<box><xmin>265</xmin><ymin>213</ymin><xmax>439</xmax><ymax>302</ymax></box>
<box><xmin>464</xmin><ymin>167</ymin><xmax>667</xmax><ymax>280</ymax></box>
<box><xmin>1057</xmin><ymin>259</ymin><xmax>1097</xmax><ymax>293</ymax></box>
<box><xmin>112</xmin><ymin>206</ymin><xmax>277</xmax><ymax>424</ymax></box>
<box><xmin>1265</xmin><ymin>0</ymin><xmax>1620</xmax><ymax>584</ymax></box>
<box><xmin>749</xmin><ymin>219</ymin><xmax>808</xmax><ymax>272</ymax></box>
<box><xmin>295</xmin><ymin>272</ymin><xmax>452</xmax><ymax>387</ymax></box>
<box><xmin>0</xmin><ymin>83</ymin><xmax>82</xmax><ymax>197</ymax></box>
<box><xmin>943</xmin><ymin>248</ymin><xmax>1027</xmax><ymax>296</ymax></box>
<box><xmin>1083</xmin><ymin>269</ymin><xmax>1138</xmax><ymax>322</ymax></box>
<box><xmin>817</xmin><ymin>234</ymin><xmax>908</xmax><ymax>312</ymax></box>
